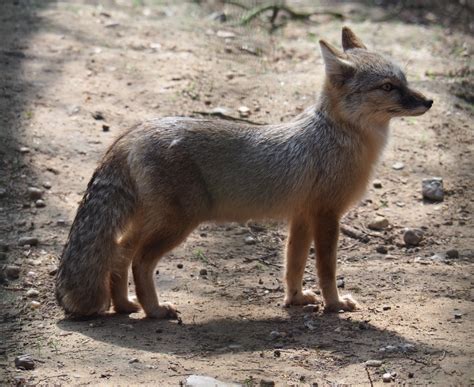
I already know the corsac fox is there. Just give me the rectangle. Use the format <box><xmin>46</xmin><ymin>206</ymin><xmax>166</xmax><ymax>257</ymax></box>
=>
<box><xmin>56</xmin><ymin>27</ymin><xmax>432</xmax><ymax>318</ymax></box>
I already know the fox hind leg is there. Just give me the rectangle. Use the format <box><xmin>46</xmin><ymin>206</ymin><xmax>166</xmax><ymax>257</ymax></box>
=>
<box><xmin>132</xmin><ymin>226</ymin><xmax>192</xmax><ymax>319</ymax></box>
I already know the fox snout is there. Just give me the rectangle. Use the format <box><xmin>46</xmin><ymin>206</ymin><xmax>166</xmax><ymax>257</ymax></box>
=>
<box><xmin>401</xmin><ymin>88</ymin><xmax>433</xmax><ymax>116</ymax></box>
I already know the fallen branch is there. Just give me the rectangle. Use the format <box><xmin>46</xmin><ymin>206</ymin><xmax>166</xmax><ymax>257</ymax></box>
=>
<box><xmin>340</xmin><ymin>225</ymin><xmax>370</xmax><ymax>243</ymax></box>
<box><xmin>238</xmin><ymin>3</ymin><xmax>345</xmax><ymax>26</ymax></box>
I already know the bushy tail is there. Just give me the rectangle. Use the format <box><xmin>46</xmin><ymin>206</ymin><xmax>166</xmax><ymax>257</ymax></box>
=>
<box><xmin>56</xmin><ymin>153</ymin><xmax>137</xmax><ymax>316</ymax></box>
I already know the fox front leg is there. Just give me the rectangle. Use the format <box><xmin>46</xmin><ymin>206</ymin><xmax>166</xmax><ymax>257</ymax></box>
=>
<box><xmin>284</xmin><ymin>217</ymin><xmax>318</xmax><ymax>306</ymax></box>
<box><xmin>313</xmin><ymin>212</ymin><xmax>359</xmax><ymax>312</ymax></box>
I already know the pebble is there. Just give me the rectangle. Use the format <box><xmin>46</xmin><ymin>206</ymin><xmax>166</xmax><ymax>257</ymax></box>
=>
<box><xmin>18</xmin><ymin>236</ymin><xmax>39</xmax><ymax>246</ymax></box>
<box><xmin>392</xmin><ymin>162</ymin><xmax>405</xmax><ymax>170</ymax></box>
<box><xmin>238</xmin><ymin>106</ymin><xmax>250</xmax><ymax>117</ymax></box>
<box><xmin>260</xmin><ymin>380</ymin><xmax>275</xmax><ymax>387</ymax></box>
<box><xmin>368</xmin><ymin>216</ymin><xmax>389</xmax><ymax>231</ymax></box>
<box><xmin>376</xmin><ymin>245</ymin><xmax>388</xmax><ymax>254</ymax></box>
<box><xmin>403</xmin><ymin>228</ymin><xmax>423</xmax><ymax>246</ymax></box>
<box><xmin>35</xmin><ymin>199</ymin><xmax>46</xmax><ymax>208</ymax></box>
<box><xmin>42</xmin><ymin>181</ymin><xmax>52</xmax><ymax>189</ymax></box>
<box><xmin>382</xmin><ymin>305</ymin><xmax>391</xmax><ymax>311</ymax></box>
<box><xmin>365</xmin><ymin>360</ymin><xmax>382</xmax><ymax>367</ymax></box>
<box><xmin>336</xmin><ymin>278</ymin><xmax>345</xmax><ymax>288</ymax></box>
<box><xmin>49</xmin><ymin>266</ymin><xmax>58</xmax><ymax>276</ymax></box>
<box><xmin>422</xmin><ymin>177</ymin><xmax>444</xmax><ymax>202</ymax></box>
<box><xmin>446</xmin><ymin>249</ymin><xmax>459</xmax><ymax>259</ymax></box>
<box><xmin>199</xmin><ymin>268</ymin><xmax>208</xmax><ymax>276</ymax></box>
<box><xmin>273</xmin><ymin>349</ymin><xmax>281</xmax><ymax>357</ymax></box>
<box><xmin>57</xmin><ymin>219</ymin><xmax>67</xmax><ymax>227</ymax></box>
<box><xmin>177</xmin><ymin>263</ymin><xmax>183</xmax><ymax>269</ymax></box>
<box><xmin>244</xmin><ymin>236</ymin><xmax>256</xmax><ymax>245</ymax></box>
<box><xmin>30</xmin><ymin>300</ymin><xmax>41</xmax><ymax>309</ymax></box>
<box><xmin>26</xmin><ymin>289</ymin><xmax>39</xmax><ymax>298</ymax></box>
<box><xmin>454</xmin><ymin>312</ymin><xmax>462</xmax><ymax>319</ymax></box>
<box><xmin>19</xmin><ymin>146</ymin><xmax>30</xmax><ymax>153</ymax></box>
<box><xmin>128</xmin><ymin>358</ymin><xmax>139</xmax><ymax>364</ymax></box>
<box><xmin>5</xmin><ymin>265</ymin><xmax>20</xmax><ymax>279</ymax></box>
<box><xmin>27</xmin><ymin>187</ymin><xmax>43</xmax><ymax>200</ymax></box>
<box><xmin>408</xmin><ymin>372</ymin><xmax>414</xmax><ymax>378</ymax></box>
<box><xmin>14</xmin><ymin>354</ymin><xmax>35</xmax><ymax>370</ymax></box>
<box><xmin>302</xmin><ymin>304</ymin><xmax>319</xmax><ymax>313</ymax></box>
<box><xmin>373</xmin><ymin>179</ymin><xmax>383</xmax><ymax>188</ymax></box>
<box><xmin>382</xmin><ymin>372</ymin><xmax>392</xmax><ymax>382</ymax></box>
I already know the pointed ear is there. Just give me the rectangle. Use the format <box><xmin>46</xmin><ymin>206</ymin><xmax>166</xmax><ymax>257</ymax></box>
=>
<box><xmin>341</xmin><ymin>26</ymin><xmax>366</xmax><ymax>51</ymax></box>
<box><xmin>319</xmin><ymin>40</ymin><xmax>355</xmax><ymax>86</ymax></box>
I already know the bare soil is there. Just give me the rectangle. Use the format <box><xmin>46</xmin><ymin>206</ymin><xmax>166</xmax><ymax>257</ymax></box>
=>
<box><xmin>1</xmin><ymin>1</ymin><xmax>473</xmax><ymax>385</ymax></box>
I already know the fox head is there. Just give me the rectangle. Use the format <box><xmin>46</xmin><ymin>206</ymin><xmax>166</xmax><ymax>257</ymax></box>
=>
<box><xmin>319</xmin><ymin>27</ymin><xmax>433</xmax><ymax>127</ymax></box>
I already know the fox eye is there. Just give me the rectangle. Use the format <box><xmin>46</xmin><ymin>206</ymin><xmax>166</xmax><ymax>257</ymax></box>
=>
<box><xmin>381</xmin><ymin>83</ymin><xmax>394</xmax><ymax>91</ymax></box>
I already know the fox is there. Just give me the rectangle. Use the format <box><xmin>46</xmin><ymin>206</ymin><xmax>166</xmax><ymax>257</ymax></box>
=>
<box><xmin>56</xmin><ymin>27</ymin><xmax>432</xmax><ymax>319</ymax></box>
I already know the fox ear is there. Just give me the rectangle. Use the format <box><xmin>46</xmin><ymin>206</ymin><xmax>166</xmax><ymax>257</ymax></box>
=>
<box><xmin>319</xmin><ymin>40</ymin><xmax>355</xmax><ymax>86</ymax></box>
<box><xmin>341</xmin><ymin>26</ymin><xmax>367</xmax><ymax>51</ymax></box>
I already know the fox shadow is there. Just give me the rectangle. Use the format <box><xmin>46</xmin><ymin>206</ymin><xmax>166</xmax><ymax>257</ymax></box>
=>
<box><xmin>57</xmin><ymin>307</ymin><xmax>437</xmax><ymax>365</ymax></box>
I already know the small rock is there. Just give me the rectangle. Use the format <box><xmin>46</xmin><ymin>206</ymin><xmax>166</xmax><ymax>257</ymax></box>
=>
<box><xmin>422</xmin><ymin>177</ymin><xmax>444</xmax><ymax>202</ymax></box>
<box><xmin>454</xmin><ymin>312</ymin><xmax>462</xmax><ymax>319</ymax></box>
<box><xmin>273</xmin><ymin>349</ymin><xmax>281</xmax><ymax>357</ymax></box>
<box><xmin>177</xmin><ymin>263</ymin><xmax>183</xmax><ymax>269</ymax></box>
<box><xmin>403</xmin><ymin>228</ymin><xmax>424</xmax><ymax>246</ymax></box>
<box><xmin>15</xmin><ymin>354</ymin><xmax>35</xmax><ymax>370</ymax></box>
<box><xmin>382</xmin><ymin>372</ymin><xmax>392</xmax><ymax>382</ymax></box>
<box><xmin>408</xmin><ymin>372</ymin><xmax>414</xmax><ymax>378</ymax></box>
<box><xmin>373</xmin><ymin>179</ymin><xmax>383</xmax><ymax>188</ymax></box>
<box><xmin>26</xmin><ymin>289</ymin><xmax>39</xmax><ymax>298</ymax></box>
<box><xmin>216</xmin><ymin>30</ymin><xmax>236</xmax><ymax>39</ymax></box>
<box><xmin>368</xmin><ymin>216</ymin><xmax>389</xmax><ymax>231</ymax></box>
<box><xmin>92</xmin><ymin>111</ymin><xmax>105</xmax><ymax>120</ymax></box>
<box><xmin>35</xmin><ymin>199</ymin><xmax>46</xmax><ymax>208</ymax></box>
<box><xmin>269</xmin><ymin>330</ymin><xmax>283</xmax><ymax>340</ymax></box>
<box><xmin>30</xmin><ymin>300</ymin><xmax>41</xmax><ymax>309</ymax></box>
<box><xmin>128</xmin><ymin>358</ymin><xmax>139</xmax><ymax>364</ymax></box>
<box><xmin>446</xmin><ymin>249</ymin><xmax>459</xmax><ymax>259</ymax></box>
<box><xmin>42</xmin><ymin>181</ymin><xmax>52</xmax><ymax>189</ymax></box>
<box><xmin>336</xmin><ymin>278</ymin><xmax>345</xmax><ymax>288</ymax></box>
<box><xmin>382</xmin><ymin>305</ymin><xmax>391</xmax><ymax>311</ymax></box>
<box><xmin>67</xmin><ymin>105</ymin><xmax>81</xmax><ymax>116</ymax></box>
<box><xmin>302</xmin><ymin>304</ymin><xmax>319</xmax><ymax>313</ymax></box>
<box><xmin>199</xmin><ymin>268</ymin><xmax>208</xmax><ymax>276</ymax></box>
<box><xmin>27</xmin><ymin>187</ymin><xmax>43</xmax><ymax>200</ymax></box>
<box><xmin>102</xmin><ymin>124</ymin><xmax>110</xmax><ymax>132</ymax></box>
<box><xmin>260</xmin><ymin>380</ymin><xmax>275</xmax><ymax>387</ymax></box>
<box><xmin>5</xmin><ymin>265</ymin><xmax>20</xmax><ymax>279</ymax></box>
<box><xmin>401</xmin><ymin>343</ymin><xmax>416</xmax><ymax>352</ymax></box>
<box><xmin>18</xmin><ymin>236</ymin><xmax>39</xmax><ymax>246</ymax></box>
<box><xmin>376</xmin><ymin>245</ymin><xmax>388</xmax><ymax>254</ymax></box>
<box><xmin>392</xmin><ymin>162</ymin><xmax>404</xmax><ymax>170</ymax></box>
<box><xmin>238</xmin><ymin>106</ymin><xmax>250</xmax><ymax>118</ymax></box>
<box><xmin>19</xmin><ymin>146</ymin><xmax>30</xmax><ymax>154</ymax></box>
<box><xmin>57</xmin><ymin>219</ymin><xmax>67</xmax><ymax>227</ymax></box>
<box><xmin>244</xmin><ymin>235</ymin><xmax>256</xmax><ymax>245</ymax></box>
<box><xmin>365</xmin><ymin>360</ymin><xmax>382</xmax><ymax>367</ymax></box>
<box><xmin>48</xmin><ymin>266</ymin><xmax>58</xmax><ymax>276</ymax></box>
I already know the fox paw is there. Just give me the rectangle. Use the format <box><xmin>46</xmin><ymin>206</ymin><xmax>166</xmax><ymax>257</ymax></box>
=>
<box><xmin>145</xmin><ymin>302</ymin><xmax>179</xmax><ymax>320</ymax></box>
<box><xmin>284</xmin><ymin>290</ymin><xmax>318</xmax><ymax>306</ymax></box>
<box><xmin>324</xmin><ymin>294</ymin><xmax>359</xmax><ymax>313</ymax></box>
<box><xmin>114</xmin><ymin>299</ymin><xmax>141</xmax><ymax>314</ymax></box>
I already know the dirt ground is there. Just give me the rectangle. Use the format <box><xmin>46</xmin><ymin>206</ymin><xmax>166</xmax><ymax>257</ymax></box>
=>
<box><xmin>1</xmin><ymin>0</ymin><xmax>473</xmax><ymax>385</ymax></box>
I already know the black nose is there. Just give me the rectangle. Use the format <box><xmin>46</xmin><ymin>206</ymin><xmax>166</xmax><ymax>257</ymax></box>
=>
<box><xmin>424</xmin><ymin>99</ymin><xmax>433</xmax><ymax>109</ymax></box>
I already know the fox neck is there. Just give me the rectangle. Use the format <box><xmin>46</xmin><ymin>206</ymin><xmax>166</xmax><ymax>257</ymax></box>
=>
<box><xmin>319</xmin><ymin>79</ymin><xmax>390</xmax><ymax>153</ymax></box>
